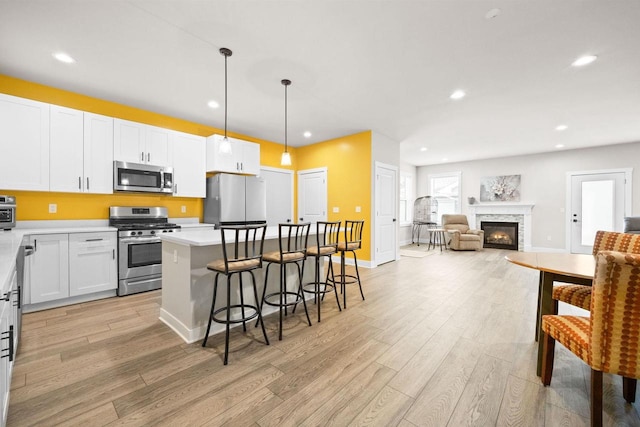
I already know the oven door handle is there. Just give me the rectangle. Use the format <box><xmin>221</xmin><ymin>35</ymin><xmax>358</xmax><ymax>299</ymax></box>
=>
<box><xmin>120</xmin><ymin>237</ymin><xmax>162</xmax><ymax>244</ymax></box>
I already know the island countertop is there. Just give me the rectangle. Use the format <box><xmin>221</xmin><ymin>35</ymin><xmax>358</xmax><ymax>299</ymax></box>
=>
<box><xmin>160</xmin><ymin>226</ymin><xmax>283</xmax><ymax>246</ymax></box>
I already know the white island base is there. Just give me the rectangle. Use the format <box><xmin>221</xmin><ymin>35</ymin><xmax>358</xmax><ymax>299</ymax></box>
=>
<box><xmin>160</xmin><ymin>228</ymin><xmax>319</xmax><ymax>343</ymax></box>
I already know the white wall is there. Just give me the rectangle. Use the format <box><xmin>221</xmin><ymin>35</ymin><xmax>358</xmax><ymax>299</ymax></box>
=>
<box><xmin>417</xmin><ymin>141</ymin><xmax>640</xmax><ymax>250</ymax></box>
<box><xmin>399</xmin><ymin>161</ymin><xmax>417</xmax><ymax>245</ymax></box>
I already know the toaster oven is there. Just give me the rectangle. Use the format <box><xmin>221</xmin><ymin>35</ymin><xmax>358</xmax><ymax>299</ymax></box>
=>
<box><xmin>0</xmin><ymin>195</ymin><xmax>16</xmax><ymax>230</ymax></box>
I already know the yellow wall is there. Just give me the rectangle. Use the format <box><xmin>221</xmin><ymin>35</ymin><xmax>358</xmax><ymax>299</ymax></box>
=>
<box><xmin>0</xmin><ymin>74</ymin><xmax>293</xmax><ymax>221</ymax></box>
<box><xmin>297</xmin><ymin>131</ymin><xmax>372</xmax><ymax>261</ymax></box>
<box><xmin>0</xmin><ymin>74</ymin><xmax>372</xmax><ymax>260</ymax></box>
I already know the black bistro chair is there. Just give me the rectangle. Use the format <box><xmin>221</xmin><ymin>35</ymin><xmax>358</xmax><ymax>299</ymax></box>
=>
<box><xmin>258</xmin><ymin>222</ymin><xmax>312</xmax><ymax>340</ymax></box>
<box><xmin>202</xmin><ymin>224</ymin><xmax>269</xmax><ymax>365</ymax></box>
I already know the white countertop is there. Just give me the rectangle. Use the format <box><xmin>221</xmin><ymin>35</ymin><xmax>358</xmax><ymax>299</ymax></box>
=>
<box><xmin>160</xmin><ymin>226</ymin><xmax>281</xmax><ymax>246</ymax></box>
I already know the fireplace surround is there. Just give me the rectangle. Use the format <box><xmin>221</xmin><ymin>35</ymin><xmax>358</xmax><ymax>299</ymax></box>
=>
<box><xmin>468</xmin><ymin>203</ymin><xmax>534</xmax><ymax>251</ymax></box>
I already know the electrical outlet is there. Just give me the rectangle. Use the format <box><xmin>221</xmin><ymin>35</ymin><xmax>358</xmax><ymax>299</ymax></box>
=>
<box><xmin>48</xmin><ymin>203</ymin><xmax>57</xmax><ymax>214</ymax></box>
<box><xmin>355</xmin><ymin>206</ymin><xmax>361</xmax><ymax>213</ymax></box>
<box><xmin>333</xmin><ymin>207</ymin><xmax>339</xmax><ymax>213</ymax></box>
<box><xmin>181</xmin><ymin>205</ymin><xmax>186</xmax><ymax>213</ymax></box>
<box><xmin>173</xmin><ymin>250</ymin><xmax>178</xmax><ymax>263</ymax></box>
<box><xmin>547</xmin><ymin>235</ymin><xmax>552</xmax><ymax>241</ymax></box>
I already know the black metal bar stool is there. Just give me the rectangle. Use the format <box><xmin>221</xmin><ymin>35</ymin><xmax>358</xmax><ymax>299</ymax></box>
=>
<box><xmin>299</xmin><ymin>221</ymin><xmax>342</xmax><ymax>323</ymax></box>
<box><xmin>202</xmin><ymin>224</ymin><xmax>269</xmax><ymax>365</ymax></box>
<box><xmin>257</xmin><ymin>223</ymin><xmax>312</xmax><ymax>341</ymax></box>
<box><xmin>331</xmin><ymin>220</ymin><xmax>365</xmax><ymax>309</ymax></box>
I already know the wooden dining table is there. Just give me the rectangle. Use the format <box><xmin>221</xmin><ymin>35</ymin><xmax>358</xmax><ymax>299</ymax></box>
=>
<box><xmin>505</xmin><ymin>252</ymin><xmax>595</xmax><ymax>376</ymax></box>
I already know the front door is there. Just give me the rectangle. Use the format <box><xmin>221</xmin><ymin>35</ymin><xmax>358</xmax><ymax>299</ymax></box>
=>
<box><xmin>375</xmin><ymin>162</ymin><xmax>397</xmax><ymax>265</ymax></box>
<box><xmin>569</xmin><ymin>170</ymin><xmax>629</xmax><ymax>254</ymax></box>
<box><xmin>297</xmin><ymin>168</ymin><xmax>327</xmax><ymax>223</ymax></box>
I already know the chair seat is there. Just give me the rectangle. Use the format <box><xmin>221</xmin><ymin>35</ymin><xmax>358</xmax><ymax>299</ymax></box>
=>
<box><xmin>263</xmin><ymin>251</ymin><xmax>305</xmax><ymax>263</ymax></box>
<box><xmin>552</xmin><ymin>284</ymin><xmax>592</xmax><ymax>310</ymax></box>
<box><xmin>458</xmin><ymin>234</ymin><xmax>481</xmax><ymax>242</ymax></box>
<box><xmin>542</xmin><ymin>315</ymin><xmax>590</xmax><ymax>364</ymax></box>
<box><xmin>207</xmin><ymin>258</ymin><xmax>260</xmax><ymax>273</ymax></box>
<box><xmin>337</xmin><ymin>241</ymin><xmax>360</xmax><ymax>251</ymax></box>
<box><xmin>307</xmin><ymin>245</ymin><xmax>336</xmax><ymax>256</ymax></box>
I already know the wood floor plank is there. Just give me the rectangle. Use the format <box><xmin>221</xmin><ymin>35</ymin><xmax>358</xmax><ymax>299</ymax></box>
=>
<box><xmin>447</xmin><ymin>353</ymin><xmax>511</xmax><ymax>426</ymax></box>
<box><xmin>495</xmin><ymin>375</ymin><xmax>545</xmax><ymax>426</ymax></box>
<box><xmin>348</xmin><ymin>385</ymin><xmax>413</xmax><ymax>426</ymax></box>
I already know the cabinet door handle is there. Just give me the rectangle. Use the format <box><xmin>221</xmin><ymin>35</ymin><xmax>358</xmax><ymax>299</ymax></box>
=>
<box><xmin>113</xmin><ymin>249</ymin><xmax>115</xmax><ymax>259</ymax></box>
<box><xmin>141</xmin><ymin>152</ymin><xmax>145</xmax><ymax>162</ymax></box>
<box><xmin>147</xmin><ymin>153</ymin><xmax>150</xmax><ymax>162</ymax></box>
<box><xmin>86</xmin><ymin>177</ymin><xmax>90</xmax><ymax>190</ymax></box>
<box><xmin>84</xmin><ymin>238</ymin><xmax>103</xmax><ymax>242</ymax></box>
<box><xmin>34</xmin><ymin>239</ymin><xmax>37</xmax><ymax>251</ymax></box>
<box><xmin>78</xmin><ymin>176</ymin><xmax>82</xmax><ymax>190</ymax></box>
<box><xmin>1</xmin><ymin>326</ymin><xmax>14</xmax><ymax>362</ymax></box>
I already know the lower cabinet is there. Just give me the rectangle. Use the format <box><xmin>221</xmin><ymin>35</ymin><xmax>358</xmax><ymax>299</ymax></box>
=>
<box><xmin>28</xmin><ymin>232</ymin><xmax>117</xmax><ymax>305</ymax></box>
<box><xmin>0</xmin><ymin>267</ymin><xmax>17</xmax><ymax>423</ymax></box>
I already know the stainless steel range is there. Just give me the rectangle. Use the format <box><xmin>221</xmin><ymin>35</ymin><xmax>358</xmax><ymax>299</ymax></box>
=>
<box><xmin>109</xmin><ymin>206</ymin><xmax>180</xmax><ymax>296</ymax></box>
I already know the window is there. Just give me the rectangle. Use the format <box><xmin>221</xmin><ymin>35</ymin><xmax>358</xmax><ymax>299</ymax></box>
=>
<box><xmin>429</xmin><ymin>172</ymin><xmax>461</xmax><ymax>224</ymax></box>
<box><xmin>399</xmin><ymin>173</ymin><xmax>413</xmax><ymax>225</ymax></box>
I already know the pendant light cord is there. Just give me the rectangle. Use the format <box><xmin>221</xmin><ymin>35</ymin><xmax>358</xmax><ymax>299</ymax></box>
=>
<box><xmin>284</xmin><ymin>83</ymin><xmax>288</xmax><ymax>153</ymax></box>
<box><xmin>224</xmin><ymin>52</ymin><xmax>228</xmax><ymax>139</ymax></box>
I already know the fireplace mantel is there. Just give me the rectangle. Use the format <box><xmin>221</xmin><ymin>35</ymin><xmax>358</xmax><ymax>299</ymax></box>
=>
<box><xmin>467</xmin><ymin>203</ymin><xmax>535</xmax><ymax>251</ymax></box>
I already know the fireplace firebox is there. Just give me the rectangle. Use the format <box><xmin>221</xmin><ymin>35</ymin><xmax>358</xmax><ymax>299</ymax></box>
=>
<box><xmin>481</xmin><ymin>221</ymin><xmax>518</xmax><ymax>250</ymax></box>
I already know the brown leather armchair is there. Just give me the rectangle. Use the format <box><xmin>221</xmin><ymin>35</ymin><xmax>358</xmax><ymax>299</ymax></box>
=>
<box><xmin>442</xmin><ymin>214</ymin><xmax>484</xmax><ymax>251</ymax></box>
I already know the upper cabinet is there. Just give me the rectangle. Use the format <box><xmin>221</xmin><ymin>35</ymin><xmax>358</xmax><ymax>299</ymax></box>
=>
<box><xmin>49</xmin><ymin>106</ymin><xmax>113</xmax><ymax>194</ymax></box>
<box><xmin>113</xmin><ymin>119</ymin><xmax>171</xmax><ymax>166</ymax></box>
<box><xmin>170</xmin><ymin>131</ymin><xmax>206</xmax><ymax>198</ymax></box>
<box><xmin>206</xmin><ymin>134</ymin><xmax>260</xmax><ymax>175</ymax></box>
<box><xmin>0</xmin><ymin>94</ymin><xmax>50</xmax><ymax>191</ymax></box>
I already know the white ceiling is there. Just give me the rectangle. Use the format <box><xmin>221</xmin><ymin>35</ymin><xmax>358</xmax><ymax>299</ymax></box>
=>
<box><xmin>1</xmin><ymin>1</ymin><xmax>639</xmax><ymax>166</ymax></box>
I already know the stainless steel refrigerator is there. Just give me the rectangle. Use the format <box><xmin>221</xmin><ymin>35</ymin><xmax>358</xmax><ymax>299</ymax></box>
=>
<box><xmin>203</xmin><ymin>174</ymin><xmax>267</xmax><ymax>227</ymax></box>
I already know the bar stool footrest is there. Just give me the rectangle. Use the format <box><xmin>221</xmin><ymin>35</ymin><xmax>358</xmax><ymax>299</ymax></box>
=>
<box><xmin>327</xmin><ymin>274</ymin><xmax>359</xmax><ymax>285</ymax></box>
<box><xmin>302</xmin><ymin>281</ymin><xmax>337</xmax><ymax>296</ymax></box>
<box><xmin>212</xmin><ymin>304</ymin><xmax>260</xmax><ymax>324</ymax></box>
<box><xmin>263</xmin><ymin>291</ymin><xmax>305</xmax><ymax>308</ymax></box>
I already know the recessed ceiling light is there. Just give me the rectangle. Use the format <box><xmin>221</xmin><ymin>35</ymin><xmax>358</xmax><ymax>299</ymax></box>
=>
<box><xmin>420</xmin><ymin>147</ymin><xmax>428</xmax><ymax>152</ymax></box>
<box><xmin>555</xmin><ymin>124</ymin><xmax>568</xmax><ymax>131</ymax></box>
<box><xmin>572</xmin><ymin>55</ymin><xmax>597</xmax><ymax>67</ymax></box>
<box><xmin>303</xmin><ymin>131</ymin><xmax>312</xmax><ymax>138</ymax></box>
<box><xmin>207</xmin><ymin>100</ymin><xmax>219</xmax><ymax>109</ymax></box>
<box><xmin>53</xmin><ymin>52</ymin><xmax>75</xmax><ymax>64</ymax></box>
<box><xmin>450</xmin><ymin>90</ymin><xmax>466</xmax><ymax>100</ymax></box>
<box><xmin>442</xmin><ymin>158</ymin><xmax>448</xmax><ymax>162</ymax></box>
<box><xmin>485</xmin><ymin>8</ymin><xmax>501</xmax><ymax>19</ymax></box>
<box><xmin>555</xmin><ymin>144</ymin><xmax>565</xmax><ymax>149</ymax></box>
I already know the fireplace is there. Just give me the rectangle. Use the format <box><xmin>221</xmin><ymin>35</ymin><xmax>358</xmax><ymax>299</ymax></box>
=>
<box><xmin>481</xmin><ymin>221</ymin><xmax>519</xmax><ymax>250</ymax></box>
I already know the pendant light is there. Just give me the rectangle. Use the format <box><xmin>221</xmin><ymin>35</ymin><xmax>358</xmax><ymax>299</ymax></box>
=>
<box><xmin>219</xmin><ymin>47</ymin><xmax>232</xmax><ymax>155</ymax></box>
<box><xmin>281</xmin><ymin>79</ymin><xmax>292</xmax><ymax>166</ymax></box>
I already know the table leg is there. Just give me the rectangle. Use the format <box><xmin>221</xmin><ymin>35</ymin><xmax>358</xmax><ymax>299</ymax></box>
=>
<box><xmin>535</xmin><ymin>271</ymin><xmax>542</xmax><ymax>342</ymax></box>
<box><xmin>536</xmin><ymin>271</ymin><xmax>555</xmax><ymax>376</ymax></box>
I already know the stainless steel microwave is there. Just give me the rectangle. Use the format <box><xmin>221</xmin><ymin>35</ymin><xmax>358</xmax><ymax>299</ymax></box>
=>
<box><xmin>113</xmin><ymin>161</ymin><xmax>174</xmax><ymax>194</ymax></box>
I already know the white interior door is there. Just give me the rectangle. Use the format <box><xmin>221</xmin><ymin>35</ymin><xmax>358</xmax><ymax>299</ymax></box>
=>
<box><xmin>298</xmin><ymin>168</ymin><xmax>327</xmax><ymax>224</ymax></box>
<box><xmin>260</xmin><ymin>167</ymin><xmax>293</xmax><ymax>225</ymax></box>
<box><xmin>376</xmin><ymin>162</ymin><xmax>397</xmax><ymax>265</ymax></box>
<box><xmin>570</xmin><ymin>171</ymin><xmax>628</xmax><ymax>254</ymax></box>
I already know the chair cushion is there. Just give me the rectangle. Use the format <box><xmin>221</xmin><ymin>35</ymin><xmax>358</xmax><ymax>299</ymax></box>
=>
<box><xmin>445</xmin><ymin>224</ymin><xmax>470</xmax><ymax>233</ymax></box>
<box><xmin>207</xmin><ymin>258</ymin><xmax>261</xmax><ymax>273</ymax></box>
<box><xmin>263</xmin><ymin>251</ymin><xmax>305</xmax><ymax>263</ymax></box>
<box><xmin>307</xmin><ymin>245</ymin><xmax>336</xmax><ymax>256</ymax></box>
<box><xmin>337</xmin><ymin>241</ymin><xmax>360</xmax><ymax>251</ymax></box>
<box><xmin>542</xmin><ymin>315</ymin><xmax>591</xmax><ymax>365</ymax></box>
<box><xmin>458</xmin><ymin>234</ymin><xmax>481</xmax><ymax>242</ymax></box>
<box><xmin>624</xmin><ymin>217</ymin><xmax>640</xmax><ymax>234</ymax></box>
<box><xmin>552</xmin><ymin>284</ymin><xmax>592</xmax><ymax>310</ymax></box>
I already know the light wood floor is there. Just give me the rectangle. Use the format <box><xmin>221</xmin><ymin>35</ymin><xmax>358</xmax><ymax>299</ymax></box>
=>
<box><xmin>8</xmin><ymin>248</ymin><xmax>640</xmax><ymax>426</ymax></box>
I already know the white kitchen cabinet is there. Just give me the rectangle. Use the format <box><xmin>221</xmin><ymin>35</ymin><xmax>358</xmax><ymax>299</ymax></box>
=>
<box><xmin>206</xmin><ymin>134</ymin><xmax>260</xmax><ymax>175</ymax></box>
<box><xmin>28</xmin><ymin>234</ymin><xmax>69</xmax><ymax>304</ymax></box>
<box><xmin>83</xmin><ymin>112</ymin><xmax>114</xmax><ymax>194</ymax></box>
<box><xmin>50</xmin><ymin>107</ymin><xmax>114</xmax><ymax>194</ymax></box>
<box><xmin>69</xmin><ymin>232</ymin><xmax>117</xmax><ymax>296</ymax></box>
<box><xmin>114</xmin><ymin>119</ymin><xmax>171</xmax><ymax>166</ymax></box>
<box><xmin>171</xmin><ymin>131</ymin><xmax>206</xmax><ymax>198</ymax></box>
<box><xmin>0</xmin><ymin>93</ymin><xmax>50</xmax><ymax>191</ymax></box>
<box><xmin>0</xmin><ymin>266</ymin><xmax>16</xmax><ymax>423</ymax></box>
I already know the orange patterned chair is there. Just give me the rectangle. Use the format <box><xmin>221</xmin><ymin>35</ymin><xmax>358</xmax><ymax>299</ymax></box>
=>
<box><xmin>541</xmin><ymin>251</ymin><xmax>640</xmax><ymax>427</ymax></box>
<box><xmin>552</xmin><ymin>230</ymin><xmax>640</xmax><ymax>313</ymax></box>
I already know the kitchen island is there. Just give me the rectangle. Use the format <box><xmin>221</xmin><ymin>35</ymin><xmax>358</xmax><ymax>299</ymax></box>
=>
<box><xmin>160</xmin><ymin>227</ymin><xmax>318</xmax><ymax>343</ymax></box>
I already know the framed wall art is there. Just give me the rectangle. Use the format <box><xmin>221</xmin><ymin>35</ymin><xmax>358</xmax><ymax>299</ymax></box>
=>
<box><xmin>479</xmin><ymin>175</ymin><xmax>521</xmax><ymax>202</ymax></box>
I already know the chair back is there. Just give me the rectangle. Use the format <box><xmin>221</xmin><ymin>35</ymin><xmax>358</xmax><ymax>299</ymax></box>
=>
<box><xmin>590</xmin><ymin>251</ymin><xmax>640</xmax><ymax>377</ymax></box>
<box><xmin>343</xmin><ymin>220</ymin><xmax>365</xmax><ymax>250</ymax></box>
<box><xmin>275</xmin><ymin>222</ymin><xmax>311</xmax><ymax>262</ymax></box>
<box><xmin>592</xmin><ymin>230</ymin><xmax>640</xmax><ymax>255</ymax></box>
<box><xmin>315</xmin><ymin>221</ymin><xmax>340</xmax><ymax>250</ymax></box>
<box><xmin>442</xmin><ymin>214</ymin><xmax>470</xmax><ymax>233</ymax></box>
<box><xmin>624</xmin><ymin>217</ymin><xmax>640</xmax><ymax>234</ymax></box>
<box><xmin>219</xmin><ymin>224</ymin><xmax>267</xmax><ymax>274</ymax></box>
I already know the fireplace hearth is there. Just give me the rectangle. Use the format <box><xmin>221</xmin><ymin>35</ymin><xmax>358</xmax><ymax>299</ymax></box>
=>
<box><xmin>481</xmin><ymin>221</ymin><xmax>519</xmax><ymax>250</ymax></box>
